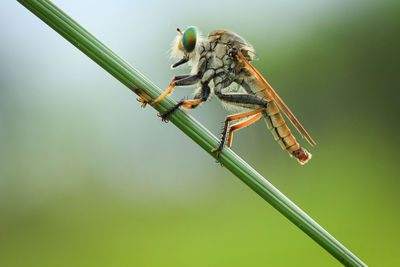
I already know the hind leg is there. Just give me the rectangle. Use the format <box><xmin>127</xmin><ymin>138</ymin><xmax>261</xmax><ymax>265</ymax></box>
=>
<box><xmin>212</xmin><ymin>85</ymin><xmax>268</xmax><ymax>156</ymax></box>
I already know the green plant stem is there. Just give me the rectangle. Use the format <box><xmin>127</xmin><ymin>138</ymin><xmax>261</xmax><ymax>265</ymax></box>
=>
<box><xmin>17</xmin><ymin>0</ymin><xmax>366</xmax><ymax>266</ymax></box>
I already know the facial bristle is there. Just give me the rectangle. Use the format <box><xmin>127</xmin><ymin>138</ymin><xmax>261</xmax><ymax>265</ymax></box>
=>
<box><xmin>170</xmin><ymin>35</ymin><xmax>184</xmax><ymax>60</ymax></box>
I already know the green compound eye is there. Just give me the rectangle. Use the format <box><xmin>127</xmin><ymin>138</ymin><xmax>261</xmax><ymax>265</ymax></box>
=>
<box><xmin>182</xmin><ymin>26</ymin><xmax>197</xmax><ymax>53</ymax></box>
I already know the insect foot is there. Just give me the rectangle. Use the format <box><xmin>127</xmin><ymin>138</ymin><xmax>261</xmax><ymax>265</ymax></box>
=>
<box><xmin>157</xmin><ymin>112</ymin><xmax>169</xmax><ymax>123</ymax></box>
<box><xmin>211</xmin><ymin>147</ymin><xmax>222</xmax><ymax>158</ymax></box>
<box><xmin>137</xmin><ymin>97</ymin><xmax>149</xmax><ymax>108</ymax></box>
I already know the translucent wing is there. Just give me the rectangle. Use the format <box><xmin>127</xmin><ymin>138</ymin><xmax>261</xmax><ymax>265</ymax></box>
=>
<box><xmin>237</xmin><ymin>50</ymin><xmax>316</xmax><ymax>147</ymax></box>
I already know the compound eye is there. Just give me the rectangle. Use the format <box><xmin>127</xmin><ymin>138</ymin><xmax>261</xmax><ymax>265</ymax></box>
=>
<box><xmin>182</xmin><ymin>26</ymin><xmax>197</xmax><ymax>53</ymax></box>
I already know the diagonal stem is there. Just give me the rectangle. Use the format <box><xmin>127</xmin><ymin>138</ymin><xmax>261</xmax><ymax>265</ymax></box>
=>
<box><xmin>16</xmin><ymin>0</ymin><xmax>366</xmax><ymax>266</ymax></box>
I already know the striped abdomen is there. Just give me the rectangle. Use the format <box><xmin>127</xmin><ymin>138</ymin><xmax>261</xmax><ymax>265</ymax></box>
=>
<box><xmin>262</xmin><ymin>101</ymin><xmax>312</xmax><ymax>165</ymax></box>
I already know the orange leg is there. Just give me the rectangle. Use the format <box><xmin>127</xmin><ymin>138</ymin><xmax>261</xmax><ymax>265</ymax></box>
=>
<box><xmin>151</xmin><ymin>84</ymin><xmax>176</xmax><ymax>106</ymax></box>
<box><xmin>211</xmin><ymin>107</ymin><xmax>265</xmax><ymax>155</ymax></box>
<box><xmin>181</xmin><ymin>99</ymin><xmax>203</xmax><ymax>109</ymax></box>
<box><xmin>138</xmin><ymin>79</ymin><xmax>176</xmax><ymax>108</ymax></box>
<box><xmin>226</xmin><ymin>107</ymin><xmax>265</xmax><ymax>121</ymax></box>
<box><xmin>227</xmin><ymin>113</ymin><xmax>262</xmax><ymax>147</ymax></box>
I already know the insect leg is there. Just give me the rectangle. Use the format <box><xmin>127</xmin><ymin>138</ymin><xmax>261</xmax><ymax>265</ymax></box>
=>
<box><xmin>173</xmin><ymin>75</ymin><xmax>200</xmax><ymax>86</ymax></box>
<box><xmin>214</xmin><ymin>92</ymin><xmax>268</xmax><ymax>109</ymax></box>
<box><xmin>151</xmin><ymin>74</ymin><xmax>200</xmax><ymax>106</ymax></box>
<box><xmin>212</xmin><ymin>86</ymin><xmax>268</xmax><ymax>156</ymax></box>
<box><xmin>182</xmin><ymin>83</ymin><xmax>211</xmax><ymax>109</ymax></box>
<box><xmin>172</xmin><ymin>74</ymin><xmax>191</xmax><ymax>81</ymax></box>
<box><xmin>227</xmin><ymin>113</ymin><xmax>262</xmax><ymax>147</ymax></box>
<box><xmin>211</xmin><ymin>107</ymin><xmax>266</xmax><ymax>156</ymax></box>
<box><xmin>138</xmin><ymin>74</ymin><xmax>200</xmax><ymax>108</ymax></box>
<box><xmin>159</xmin><ymin>83</ymin><xmax>211</xmax><ymax>122</ymax></box>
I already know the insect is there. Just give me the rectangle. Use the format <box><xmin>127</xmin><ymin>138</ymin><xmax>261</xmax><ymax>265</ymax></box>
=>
<box><xmin>138</xmin><ymin>26</ymin><xmax>316</xmax><ymax>164</ymax></box>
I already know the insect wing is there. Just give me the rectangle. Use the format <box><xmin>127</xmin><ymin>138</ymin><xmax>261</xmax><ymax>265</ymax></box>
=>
<box><xmin>237</xmin><ymin>50</ymin><xmax>316</xmax><ymax>146</ymax></box>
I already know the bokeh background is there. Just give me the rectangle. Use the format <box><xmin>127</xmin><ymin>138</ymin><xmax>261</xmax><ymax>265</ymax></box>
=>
<box><xmin>1</xmin><ymin>0</ymin><xmax>399</xmax><ymax>266</ymax></box>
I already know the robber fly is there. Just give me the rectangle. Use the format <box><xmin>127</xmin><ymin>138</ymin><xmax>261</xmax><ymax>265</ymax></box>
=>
<box><xmin>138</xmin><ymin>26</ymin><xmax>316</xmax><ymax>164</ymax></box>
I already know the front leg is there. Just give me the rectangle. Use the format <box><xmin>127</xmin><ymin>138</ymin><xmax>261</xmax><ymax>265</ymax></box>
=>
<box><xmin>137</xmin><ymin>74</ymin><xmax>200</xmax><ymax>108</ymax></box>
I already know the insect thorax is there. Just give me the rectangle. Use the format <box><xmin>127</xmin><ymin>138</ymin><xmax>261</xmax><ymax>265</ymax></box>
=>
<box><xmin>194</xmin><ymin>30</ymin><xmax>254</xmax><ymax>89</ymax></box>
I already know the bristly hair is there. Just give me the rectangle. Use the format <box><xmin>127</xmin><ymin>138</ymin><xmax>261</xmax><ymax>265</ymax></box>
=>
<box><xmin>170</xmin><ymin>35</ymin><xmax>184</xmax><ymax>60</ymax></box>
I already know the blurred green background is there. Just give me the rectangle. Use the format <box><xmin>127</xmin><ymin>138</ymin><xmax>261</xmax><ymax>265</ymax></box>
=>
<box><xmin>1</xmin><ymin>0</ymin><xmax>399</xmax><ymax>266</ymax></box>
